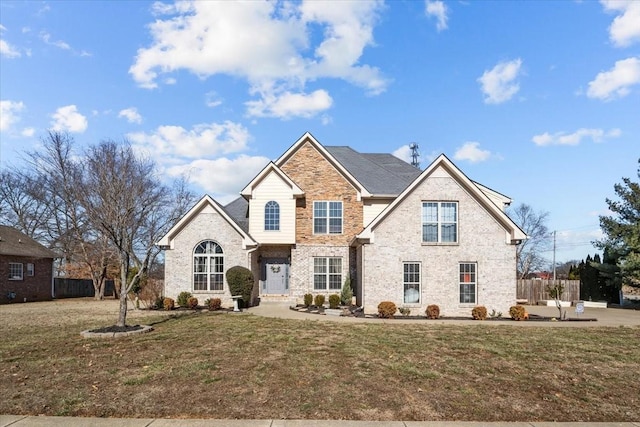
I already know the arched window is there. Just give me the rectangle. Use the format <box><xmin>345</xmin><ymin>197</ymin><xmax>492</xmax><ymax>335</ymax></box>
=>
<box><xmin>193</xmin><ymin>241</ymin><xmax>224</xmax><ymax>291</ymax></box>
<box><xmin>264</xmin><ymin>201</ymin><xmax>280</xmax><ymax>231</ymax></box>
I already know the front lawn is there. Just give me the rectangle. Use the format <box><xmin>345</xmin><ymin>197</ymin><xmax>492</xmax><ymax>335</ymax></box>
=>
<box><xmin>1</xmin><ymin>301</ymin><xmax>638</xmax><ymax>421</ymax></box>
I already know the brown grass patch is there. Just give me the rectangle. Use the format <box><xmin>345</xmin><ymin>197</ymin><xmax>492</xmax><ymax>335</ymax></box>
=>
<box><xmin>1</xmin><ymin>299</ymin><xmax>639</xmax><ymax>421</ymax></box>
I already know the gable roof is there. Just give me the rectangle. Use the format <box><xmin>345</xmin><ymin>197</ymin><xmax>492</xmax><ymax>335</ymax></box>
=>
<box><xmin>0</xmin><ymin>225</ymin><xmax>57</xmax><ymax>258</ymax></box>
<box><xmin>357</xmin><ymin>154</ymin><xmax>527</xmax><ymax>244</ymax></box>
<box><xmin>240</xmin><ymin>161</ymin><xmax>304</xmax><ymax>199</ymax></box>
<box><xmin>222</xmin><ymin>197</ymin><xmax>250</xmax><ymax>233</ymax></box>
<box><xmin>157</xmin><ymin>195</ymin><xmax>257</xmax><ymax>249</ymax></box>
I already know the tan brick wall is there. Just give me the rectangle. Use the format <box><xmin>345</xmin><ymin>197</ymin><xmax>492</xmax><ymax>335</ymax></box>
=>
<box><xmin>362</xmin><ymin>174</ymin><xmax>517</xmax><ymax>317</ymax></box>
<box><xmin>281</xmin><ymin>142</ymin><xmax>363</xmax><ymax>245</ymax></box>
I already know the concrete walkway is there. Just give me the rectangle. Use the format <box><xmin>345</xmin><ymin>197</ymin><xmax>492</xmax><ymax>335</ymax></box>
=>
<box><xmin>247</xmin><ymin>301</ymin><xmax>640</xmax><ymax>327</ymax></box>
<box><xmin>1</xmin><ymin>416</ymin><xmax>638</xmax><ymax>427</ymax></box>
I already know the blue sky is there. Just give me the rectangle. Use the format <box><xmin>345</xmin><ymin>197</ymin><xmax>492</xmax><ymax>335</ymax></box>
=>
<box><xmin>1</xmin><ymin>0</ymin><xmax>639</xmax><ymax>265</ymax></box>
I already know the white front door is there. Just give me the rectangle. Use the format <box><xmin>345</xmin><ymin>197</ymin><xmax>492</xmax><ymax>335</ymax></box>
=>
<box><xmin>265</xmin><ymin>262</ymin><xmax>288</xmax><ymax>294</ymax></box>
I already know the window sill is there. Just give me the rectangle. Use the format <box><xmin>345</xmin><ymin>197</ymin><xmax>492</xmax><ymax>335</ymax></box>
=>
<box><xmin>421</xmin><ymin>242</ymin><xmax>459</xmax><ymax>246</ymax></box>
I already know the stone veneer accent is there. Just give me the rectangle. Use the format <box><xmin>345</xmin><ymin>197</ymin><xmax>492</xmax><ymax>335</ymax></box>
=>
<box><xmin>362</xmin><ymin>173</ymin><xmax>518</xmax><ymax>317</ymax></box>
<box><xmin>164</xmin><ymin>211</ymin><xmax>251</xmax><ymax>307</ymax></box>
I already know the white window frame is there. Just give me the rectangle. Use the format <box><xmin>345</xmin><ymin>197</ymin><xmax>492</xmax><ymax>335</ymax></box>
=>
<box><xmin>9</xmin><ymin>263</ymin><xmax>23</xmax><ymax>280</ymax></box>
<box><xmin>313</xmin><ymin>257</ymin><xmax>342</xmax><ymax>291</ymax></box>
<box><xmin>403</xmin><ymin>262</ymin><xmax>421</xmax><ymax>304</ymax></box>
<box><xmin>459</xmin><ymin>262</ymin><xmax>477</xmax><ymax>304</ymax></box>
<box><xmin>422</xmin><ymin>201</ymin><xmax>458</xmax><ymax>243</ymax></box>
<box><xmin>26</xmin><ymin>263</ymin><xmax>35</xmax><ymax>276</ymax></box>
<box><xmin>193</xmin><ymin>241</ymin><xmax>224</xmax><ymax>292</ymax></box>
<box><xmin>313</xmin><ymin>201</ymin><xmax>343</xmax><ymax>235</ymax></box>
<box><xmin>264</xmin><ymin>200</ymin><xmax>280</xmax><ymax>231</ymax></box>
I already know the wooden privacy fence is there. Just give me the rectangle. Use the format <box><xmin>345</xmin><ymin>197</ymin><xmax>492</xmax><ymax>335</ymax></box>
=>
<box><xmin>516</xmin><ymin>279</ymin><xmax>580</xmax><ymax>304</ymax></box>
<box><xmin>54</xmin><ymin>278</ymin><xmax>115</xmax><ymax>298</ymax></box>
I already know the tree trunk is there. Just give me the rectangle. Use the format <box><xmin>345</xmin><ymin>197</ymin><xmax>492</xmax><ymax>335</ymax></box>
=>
<box><xmin>116</xmin><ymin>263</ymin><xmax>129</xmax><ymax>327</ymax></box>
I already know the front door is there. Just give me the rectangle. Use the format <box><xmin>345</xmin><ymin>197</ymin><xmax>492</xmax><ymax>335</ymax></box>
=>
<box><xmin>265</xmin><ymin>262</ymin><xmax>288</xmax><ymax>294</ymax></box>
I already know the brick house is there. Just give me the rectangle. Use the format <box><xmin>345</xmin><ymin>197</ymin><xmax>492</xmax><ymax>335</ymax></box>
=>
<box><xmin>0</xmin><ymin>225</ymin><xmax>57</xmax><ymax>304</ymax></box>
<box><xmin>159</xmin><ymin>132</ymin><xmax>526</xmax><ymax>316</ymax></box>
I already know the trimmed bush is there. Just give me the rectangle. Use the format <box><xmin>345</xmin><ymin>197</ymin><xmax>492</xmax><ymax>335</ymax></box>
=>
<box><xmin>398</xmin><ymin>307</ymin><xmax>411</xmax><ymax>316</ymax></box>
<box><xmin>226</xmin><ymin>266</ymin><xmax>255</xmax><ymax>308</ymax></box>
<box><xmin>425</xmin><ymin>304</ymin><xmax>440</xmax><ymax>319</ymax></box>
<box><xmin>187</xmin><ymin>297</ymin><xmax>199</xmax><ymax>309</ymax></box>
<box><xmin>472</xmin><ymin>305</ymin><xmax>487</xmax><ymax>320</ymax></box>
<box><xmin>377</xmin><ymin>301</ymin><xmax>397</xmax><ymax>318</ymax></box>
<box><xmin>509</xmin><ymin>305</ymin><xmax>527</xmax><ymax>321</ymax></box>
<box><xmin>207</xmin><ymin>297</ymin><xmax>222</xmax><ymax>311</ymax></box>
<box><xmin>163</xmin><ymin>297</ymin><xmax>175</xmax><ymax>311</ymax></box>
<box><xmin>303</xmin><ymin>293</ymin><xmax>313</xmax><ymax>307</ymax></box>
<box><xmin>177</xmin><ymin>291</ymin><xmax>192</xmax><ymax>307</ymax></box>
<box><xmin>340</xmin><ymin>276</ymin><xmax>353</xmax><ymax>306</ymax></box>
<box><xmin>314</xmin><ymin>294</ymin><xmax>326</xmax><ymax>308</ymax></box>
<box><xmin>328</xmin><ymin>294</ymin><xmax>340</xmax><ymax>309</ymax></box>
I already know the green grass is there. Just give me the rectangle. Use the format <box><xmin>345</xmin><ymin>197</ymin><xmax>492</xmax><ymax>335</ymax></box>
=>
<box><xmin>1</xmin><ymin>306</ymin><xmax>639</xmax><ymax>421</ymax></box>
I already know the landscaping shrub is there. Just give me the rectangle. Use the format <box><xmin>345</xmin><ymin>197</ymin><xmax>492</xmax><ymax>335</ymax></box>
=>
<box><xmin>472</xmin><ymin>306</ymin><xmax>487</xmax><ymax>320</ymax></box>
<box><xmin>314</xmin><ymin>294</ymin><xmax>326</xmax><ymax>308</ymax></box>
<box><xmin>377</xmin><ymin>301</ymin><xmax>397</xmax><ymax>318</ymax></box>
<box><xmin>177</xmin><ymin>291</ymin><xmax>192</xmax><ymax>307</ymax></box>
<box><xmin>163</xmin><ymin>297</ymin><xmax>175</xmax><ymax>311</ymax></box>
<box><xmin>509</xmin><ymin>305</ymin><xmax>527</xmax><ymax>320</ymax></box>
<box><xmin>207</xmin><ymin>297</ymin><xmax>222</xmax><ymax>311</ymax></box>
<box><xmin>187</xmin><ymin>297</ymin><xmax>199</xmax><ymax>309</ymax></box>
<box><xmin>226</xmin><ymin>266</ymin><xmax>255</xmax><ymax>308</ymax></box>
<box><xmin>398</xmin><ymin>307</ymin><xmax>411</xmax><ymax>316</ymax></box>
<box><xmin>426</xmin><ymin>304</ymin><xmax>440</xmax><ymax>319</ymax></box>
<box><xmin>328</xmin><ymin>294</ymin><xmax>340</xmax><ymax>309</ymax></box>
<box><xmin>303</xmin><ymin>293</ymin><xmax>313</xmax><ymax>307</ymax></box>
<box><xmin>340</xmin><ymin>276</ymin><xmax>353</xmax><ymax>305</ymax></box>
<box><xmin>154</xmin><ymin>296</ymin><xmax>165</xmax><ymax>310</ymax></box>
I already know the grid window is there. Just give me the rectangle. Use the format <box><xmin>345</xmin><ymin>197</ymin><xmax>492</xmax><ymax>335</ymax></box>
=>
<box><xmin>422</xmin><ymin>202</ymin><xmax>458</xmax><ymax>243</ymax></box>
<box><xmin>459</xmin><ymin>263</ymin><xmax>477</xmax><ymax>304</ymax></box>
<box><xmin>193</xmin><ymin>241</ymin><xmax>224</xmax><ymax>291</ymax></box>
<box><xmin>264</xmin><ymin>201</ymin><xmax>280</xmax><ymax>231</ymax></box>
<box><xmin>403</xmin><ymin>262</ymin><xmax>420</xmax><ymax>304</ymax></box>
<box><xmin>26</xmin><ymin>263</ymin><xmax>34</xmax><ymax>276</ymax></box>
<box><xmin>313</xmin><ymin>201</ymin><xmax>342</xmax><ymax>234</ymax></box>
<box><xmin>9</xmin><ymin>263</ymin><xmax>23</xmax><ymax>280</ymax></box>
<box><xmin>313</xmin><ymin>257</ymin><xmax>342</xmax><ymax>290</ymax></box>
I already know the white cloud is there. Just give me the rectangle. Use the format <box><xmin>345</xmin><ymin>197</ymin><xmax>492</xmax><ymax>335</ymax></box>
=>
<box><xmin>601</xmin><ymin>0</ymin><xmax>640</xmax><ymax>47</ymax></box>
<box><xmin>166</xmin><ymin>155</ymin><xmax>271</xmax><ymax>203</ymax></box>
<box><xmin>532</xmin><ymin>128</ymin><xmax>621</xmax><ymax>146</ymax></box>
<box><xmin>392</xmin><ymin>145</ymin><xmax>412</xmax><ymax>164</ymax></box>
<box><xmin>245</xmin><ymin>89</ymin><xmax>333</xmax><ymax>119</ymax></box>
<box><xmin>586</xmin><ymin>56</ymin><xmax>640</xmax><ymax>100</ymax></box>
<box><xmin>118</xmin><ymin>107</ymin><xmax>143</xmax><ymax>124</ymax></box>
<box><xmin>477</xmin><ymin>58</ymin><xmax>523</xmax><ymax>104</ymax></box>
<box><xmin>40</xmin><ymin>31</ymin><xmax>70</xmax><ymax>50</ymax></box>
<box><xmin>0</xmin><ymin>39</ymin><xmax>21</xmax><ymax>58</ymax></box>
<box><xmin>50</xmin><ymin>105</ymin><xmax>88</xmax><ymax>133</ymax></box>
<box><xmin>0</xmin><ymin>100</ymin><xmax>25</xmax><ymax>132</ymax></box>
<box><xmin>21</xmin><ymin>127</ymin><xmax>35</xmax><ymax>137</ymax></box>
<box><xmin>425</xmin><ymin>1</ymin><xmax>448</xmax><ymax>32</ymax></box>
<box><xmin>127</xmin><ymin>120</ymin><xmax>251</xmax><ymax>160</ymax></box>
<box><xmin>130</xmin><ymin>1</ymin><xmax>387</xmax><ymax>119</ymax></box>
<box><xmin>453</xmin><ymin>142</ymin><xmax>492</xmax><ymax>163</ymax></box>
<box><xmin>205</xmin><ymin>91</ymin><xmax>223</xmax><ymax>108</ymax></box>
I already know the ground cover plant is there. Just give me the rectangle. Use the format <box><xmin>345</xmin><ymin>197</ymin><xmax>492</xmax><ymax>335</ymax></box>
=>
<box><xmin>1</xmin><ymin>299</ymin><xmax>639</xmax><ymax>421</ymax></box>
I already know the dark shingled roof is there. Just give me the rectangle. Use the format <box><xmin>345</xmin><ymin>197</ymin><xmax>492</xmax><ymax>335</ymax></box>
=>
<box><xmin>325</xmin><ymin>146</ymin><xmax>422</xmax><ymax>195</ymax></box>
<box><xmin>223</xmin><ymin>197</ymin><xmax>249</xmax><ymax>233</ymax></box>
<box><xmin>0</xmin><ymin>225</ymin><xmax>57</xmax><ymax>258</ymax></box>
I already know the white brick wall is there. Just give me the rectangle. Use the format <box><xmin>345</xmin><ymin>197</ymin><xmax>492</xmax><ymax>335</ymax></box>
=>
<box><xmin>164</xmin><ymin>212</ymin><xmax>251</xmax><ymax>307</ymax></box>
<box><xmin>361</xmin><ymin>173</ymin><xmax>517</xmax><ymax>317</ymax></box>
<box><xmin>289</xmin><ymin>244</ymin><xmax>351</xmax><ymax>304</ymax></box>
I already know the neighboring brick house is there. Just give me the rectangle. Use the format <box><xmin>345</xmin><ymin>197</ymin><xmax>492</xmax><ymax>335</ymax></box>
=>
<box><xmin>0</xmin><ymin>225</ymin><xmax>57</xmax><ymax>304</ymax></box>
<box><xmin>159</xmin><ymin>132</ymin><xmax>526</xmax><ymax>315</ymax></box>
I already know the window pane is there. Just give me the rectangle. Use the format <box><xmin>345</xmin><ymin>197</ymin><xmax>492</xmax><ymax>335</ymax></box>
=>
<box><xmin>329</xmin><ymin>202</ymin><xmax>342</xmax><ymax>217</ymax></box>
<box><xmin>423</xmin><ymin>224</ymin><xmax>438</xmax><ymax>242</ymax></box>
<box><xmin>314</xmin><ymin>258</ymin><xmax>327</xmax><ymax>274</ymax></box>
<box><xmin>329</xmin><ymin>258</ymin><xmax>342</xmax><ymax>274</ymax></box>
<box><xmin>314</xmin><ymin>201</ymin><xmax>327</xmax><ymax>217</ymax></box>
<box><xmin>422</xmin><ymin>203</ymin><xmax>438</xmax><ymax>222</ymax></box>
<box><xmin>441</xmin><ymin>203</ymin><xmax>457</xmax><ymax>222</ymax></box>
<box><xmin>210</xmin><ymin>273</ymin><xmax>223</xmax><ymax>291</ymax></box>
<box><xmin>194</xmin><ymin>256</ymin><xmax>207</xmax><ymax>273</ymax></box>
<box><xmin>404</xmin><ymin>284</ymin><xmax>420</xmax><ymax>303</ymax></box>
<box><xmin>314</xmin><ymin>218</ymin><xmax>327</xmax><ymax>234</ymax></box>
<box><xmin>329</xmin><ymin>218</ymin><xmax>342</xmax><ymax>234</ymax></box>
<box><xmin>441</xmin><ymin>224</ymin><xmax>457</xmax><ymax>242</ymax></box>
<box><xmin>329</xmin><ymin>274</ymin><xmax>342</xmax><ymax>290</ymax></box>
<box><xmin>194</xmin><ymin>274</ymin><xmax>207</xmax><ymax>291</ymax></box>
<box><xmin>314</xmin><ymin>275</ymin><xmax>326</xmax><ymax>290</ymax></box>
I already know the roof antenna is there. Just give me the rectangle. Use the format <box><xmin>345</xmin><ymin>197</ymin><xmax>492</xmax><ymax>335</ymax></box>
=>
<box><xmin>409</xmin><ymin>143</ymin><xmax>420</xmax><ymax>168</ymax></box>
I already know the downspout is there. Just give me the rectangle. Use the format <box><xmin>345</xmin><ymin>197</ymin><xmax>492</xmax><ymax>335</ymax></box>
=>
<box><xmin>51</xmin><ymin>258</ymin><xmax>55</xmax><ymax>299</ymax></box>
<box><xmin>361</xmin><ymin>244</ymin><xmax>365</xmax><ymax>311</ymax></box>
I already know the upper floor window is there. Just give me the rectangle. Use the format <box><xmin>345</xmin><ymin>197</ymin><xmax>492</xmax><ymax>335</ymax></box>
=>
<box><xmin>9</xmin><ymin>263</ymin><xmax>23</xmax><ymax>280</ymax></box>
<box><xmin>193</xmin><ymin>241</ymin><xmax>224</xmax><ymax>291</ymax></box>
<box><xmin>264</xmin><ymin>201</ymin><xmax>280</xmax><ymax>231</ymax></box>
<box><xmin>313</xmin><ymin>201</ymin><xmax>343</xmax><ymax>234</ymax></box>
<box><xmin>422</xmin><ymin>202</ymin><xmax>458</xmax><ymax>243</ymax></box>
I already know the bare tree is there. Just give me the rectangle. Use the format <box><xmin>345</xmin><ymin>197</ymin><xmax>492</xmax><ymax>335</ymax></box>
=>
<box><xmin>77</xmin><ymin>140</ymin><xmax>193</xmax><ymax>326</ymax></box>
<box><xmin>0</xmin><ymin>170</ymin><xmax>50</xmax><ymax>241</ymax></box>
<box><xmin>508</xmin><ymin>203</ymin><xmax>551</xmax><ymax>279</ymax></box>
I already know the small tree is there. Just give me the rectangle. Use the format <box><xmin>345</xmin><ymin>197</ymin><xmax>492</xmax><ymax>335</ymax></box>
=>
<box><xmin>226</xmin><ymin>266</ymin><xmax>254</xmax><ymax>308</ymax></box>
<box><xmin>546</xmin><ymin>281</ymin><xmax>565</xmax><ymax>319</ymax></box>
<box><xmin>340</xmin><ymin>275</ymin><xmax>353</xmax><ymax>305</ymax></box>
